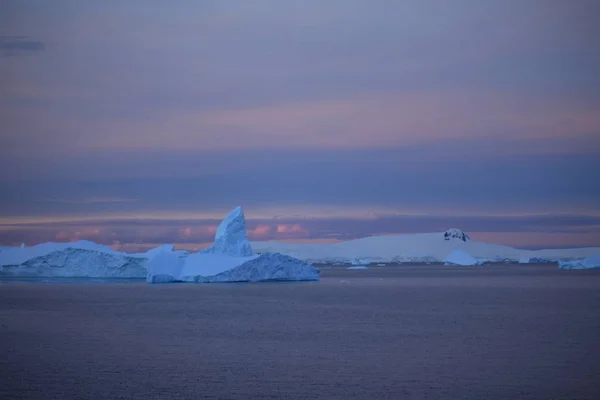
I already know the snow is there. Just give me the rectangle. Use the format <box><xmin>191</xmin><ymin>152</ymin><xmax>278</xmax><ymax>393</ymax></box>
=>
<box><xmin>201</xmin><ymin>206</ymin><xmax>253</xmax><ymax>257</ymax></box>
<box><xmin>444</xmin><ymin>250</ymin><xmax>481</xmax><ymax>266</ymax></box>
<box><xmin>559</xmin><ymin>254</ymin><xmax>600</xmax><ymax>270</ymax></box>
<box><xmin>252</xmin><ymin>232</ymin><xmax>600</xmax><ymax>264</ymax></box>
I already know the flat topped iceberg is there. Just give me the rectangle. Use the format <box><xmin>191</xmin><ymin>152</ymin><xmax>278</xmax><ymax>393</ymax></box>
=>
<box><xmin>0</xmin><ymin>241</ymin><xmax>183</xmax><ymax>279</ymax></box>
<box><xmin>201</xmin><ymin>206</ymin><xmax>253</xmax><ymax>257</ymax></box>
<box><xmin>559</xmin><ymin>254</ymin><xmax>600</xmax><ymax>270</ymax></box>
<box><xmin>444</xmin><ymin>250</ymin><xmax>481</xmax><ymax>266</ymax></box>
<box><xmin>0</xmin><ymin>247</ymin><xmax>147</xmax><ymax>278</ymax></box>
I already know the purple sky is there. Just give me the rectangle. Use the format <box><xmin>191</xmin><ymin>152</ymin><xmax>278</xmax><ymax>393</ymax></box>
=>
<box><xmin>1</xmin><ymin>0</ymin><xmax>600</xmax><ymax>250</ymax></box>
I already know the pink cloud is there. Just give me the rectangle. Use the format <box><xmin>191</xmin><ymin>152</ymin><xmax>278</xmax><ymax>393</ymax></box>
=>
<box><xmin>55</xmin><ymin>227</ymin><xmax>102</xmax><ymax>242</ymax></box>
<box><xmin>178</xmin><ymin>226</ymin><xmax>217</xmax><ymax>240</ymax></box>
<box><xmin>247</xmin><ymin>224</ymin><xmax>272</xmax><ymax>240</ymax></box>
<box><xmin>274</xmin><ymin>224</ymin><xmax>310</xmax><ymax>238</ymax></box>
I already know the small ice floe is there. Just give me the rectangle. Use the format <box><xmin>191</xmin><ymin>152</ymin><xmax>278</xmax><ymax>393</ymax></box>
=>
<box><xmin>444</xmin><ymin>250</ymin><xmax>482</xmax><ymax>266</ymax></box>
<box><xmin>558</xmin><ymin>254</ymin><xmax>600</xmax><ymax>270</ymax></box>
<box><xmin>347</xmin><ymin>266</ymin><xmax>368</xmax><ymax>270</ymax></box>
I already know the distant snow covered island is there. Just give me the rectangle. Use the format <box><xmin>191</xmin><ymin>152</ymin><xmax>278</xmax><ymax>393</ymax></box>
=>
<box><xmin>2</xmin><ymin>214</ymin><xmax>600</xmax><ymax>280</ymax></box>
<box><xmin>251</xmin><ymin>228</ymin><xmax>600</xmax><ymax>269</ymax></box>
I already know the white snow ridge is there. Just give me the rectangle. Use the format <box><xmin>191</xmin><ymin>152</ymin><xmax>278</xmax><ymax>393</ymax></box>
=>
<box><xmin>146</xmin><ymin>206</ymin><xmax>320</xmax><ymax>283</ymax></box>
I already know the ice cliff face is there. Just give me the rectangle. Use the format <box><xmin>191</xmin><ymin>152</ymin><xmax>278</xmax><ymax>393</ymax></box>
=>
<box><xmin>443</xmin><ymin>229</ymin><xmax>470</xmax><ymax>242</ymax></box>
<box><xmin>201</xmin><ymin>206</ymin><xmax>253</xmax><ymax>257</ymax></box>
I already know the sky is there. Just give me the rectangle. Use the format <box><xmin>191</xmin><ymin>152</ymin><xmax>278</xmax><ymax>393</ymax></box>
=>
<box><xmin>1</xmin><ymin>0</ymin><xmax>600</xmax><ymax>250</ymax></box>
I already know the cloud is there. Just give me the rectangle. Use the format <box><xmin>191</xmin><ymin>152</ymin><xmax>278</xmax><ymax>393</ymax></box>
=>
<box><xmin>0</xmin><ymin>36</ymin><xmax>45</xmax><ymax>57</ymax></box>
<box><xmin>1</xmin><ymin>213</ymin><xmax>600</xmax><ymax>250</ymax></box>
<box><xmin>247</xmin><ymin>224</ymin><xmax>272</xmax><ymax>240</ymax></box>
<box><xmin>41</xmin><ymin>197</ymin><xmax>138</xmax><ymax>204</ymax></box>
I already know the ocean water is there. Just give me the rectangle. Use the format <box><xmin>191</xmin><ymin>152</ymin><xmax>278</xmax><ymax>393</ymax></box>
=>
<box><xmin>1</xmin><ymin>264</ymin><xmax>599</xmax><ymax>399</ymax></box>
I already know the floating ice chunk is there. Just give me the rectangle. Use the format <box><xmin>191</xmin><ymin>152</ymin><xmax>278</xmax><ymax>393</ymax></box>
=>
<box><xmin>347</xmin><ymin>266</ymin><xmax>368</xmax><ymax>270</ymax></box>
<box><xmin>559</xmin><ymin>254</ymin><xmax>600</xmax><ymax>270</ymax></box>
<box><xmin>444</xmin><ymin>250</ymin><xmax>481</xmax><ymax>266</ymax></box>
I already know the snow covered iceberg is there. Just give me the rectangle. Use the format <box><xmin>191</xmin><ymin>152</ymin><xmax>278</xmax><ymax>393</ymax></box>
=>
<box><xmin>146</xmin><ymin>206</ymin><xmax>319</xmax><ymax>283</ymax></box>
<box><xmin>201</xmin><ymin>206</ymin><xmax>253</xmax><ymax>256</ymax></box>
<box><xmin>0</xmin><ymin>240</ymin><xmax>170</xmax><ymax>278</ymax></box>
<box><xmin>444</xmin><ymin>250</ymin><xmax>482</xmax><ymax>266</ymax></box>
<box><xmin>558</xmin><ymin>255</ymin><xmax>600</xmax><ymax>270</ymax></box>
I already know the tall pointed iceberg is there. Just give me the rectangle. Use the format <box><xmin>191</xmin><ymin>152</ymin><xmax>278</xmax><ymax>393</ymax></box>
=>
<box><xmin>201</xmin><ymin>206</ymin><xmax>253</xmax><ymax>257</ymax></box>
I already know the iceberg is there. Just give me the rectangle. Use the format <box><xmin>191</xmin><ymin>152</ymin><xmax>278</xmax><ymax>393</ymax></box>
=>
<box><xmin>0</xmin><ymin>247</ymin><xmax>147</xmax><ymax>278</ymax></box>
<box><xmin>558</xmin><ymin>254</ymin><xmax>600</xmax><ymax>270</ymax></box>
<box><xmin>444</xmin><ymin>250</ymin><xmax>481</xmax><ymax>266</ymax></box>
<box><xmin>0</xmin><ymin>241</ymin><xmax>183</xmax><ymax>279</ymax></box>
<box><xmin>147</xmin><ymin>206</ymin><xmax>320</xmax><ymax>283</ymax></box>
<box><xmin>201</xmin><ymin>206</ymin><xmax>253</xmax><ymax>256</ymax></box>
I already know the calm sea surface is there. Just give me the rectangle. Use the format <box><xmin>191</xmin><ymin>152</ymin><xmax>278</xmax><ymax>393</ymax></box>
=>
<box><xmin>1</xmin><ymin>264</ymin><xmax>600</xmax><ymax>399</ymax></box>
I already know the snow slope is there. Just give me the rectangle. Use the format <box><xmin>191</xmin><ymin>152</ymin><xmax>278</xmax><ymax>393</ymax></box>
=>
<box><xmin>252</xmin><ymin>232</ymin><xmax>600</xmax><ymax>264</ymax></box>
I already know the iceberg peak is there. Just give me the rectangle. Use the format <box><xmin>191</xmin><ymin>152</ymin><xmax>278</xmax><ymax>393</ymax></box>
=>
<box><xmin>201</xmin><ymin>206</ymin><xmax>253</xmax><ymax>257</ymax></box>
